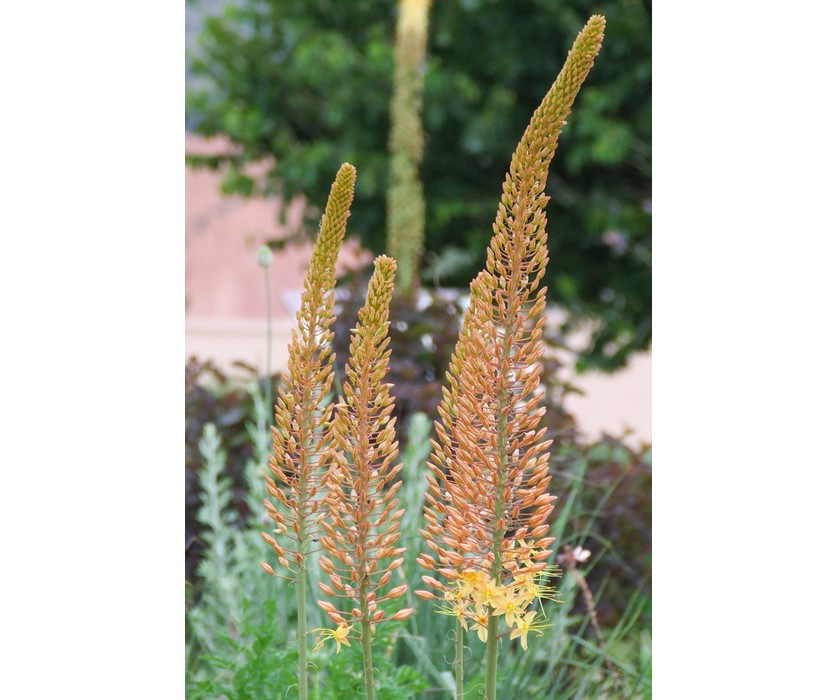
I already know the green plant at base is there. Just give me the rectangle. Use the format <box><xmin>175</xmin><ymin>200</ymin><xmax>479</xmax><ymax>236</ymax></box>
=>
<box><xmin>190</xmin><ymin>423</ymin><xmax>242</xmax><ymax>651</ymax></box>
<box><xmin>187</xmin><ymin>385</ymin><xmax>430</xmax><ymax>699</ymax></box>
<box><xmin>189</xmin><ymin>599</ymin><xmax>297</xmax><ymax>700</ymax></box>
<box><xmin>187</xmin><ymin>409</ymin><xmax>296</xmax><ymax>695</ymax></box>
<box><xmin>186</xmin><ymin>358</ymin><xmax>279</xmax><ymax>583</ymax></box>
<box><xmin>317</xmin><ymin>626</ymin><xmax>428</xmax><ymax>700</ymax></box>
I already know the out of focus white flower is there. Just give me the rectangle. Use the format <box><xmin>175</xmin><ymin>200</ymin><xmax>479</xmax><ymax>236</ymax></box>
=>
<box><xmin>572</xmin><ymin>546</ymin><xmax>591</xmax><ymax>563</ymax></box>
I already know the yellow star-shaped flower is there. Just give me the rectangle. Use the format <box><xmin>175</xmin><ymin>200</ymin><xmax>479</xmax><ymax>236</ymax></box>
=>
<box><xmin>483</xmin><ymin>578</ymin><xmax>508</xmax><ymax>610</ymax></box>
<box><xmin>333</xmin><ymin>623</ymin><xmax>352</xmax><ymax>653</ymax></box>
<box><xmin>509</xmin><ymin>610</ymin><xmax>538</xmax><ymax>651</ymax></box>
<box><xmin>470</xmin><ymin>611</ymin><xmax>490</xmax><ymax>643</ymax></box>
<box><xmin>312</xmin><ymin>623</ymin><xmax>353</xmax><ymax>654</ymax></box>
<box><xmin>492</xmin><ymin>587</ymin><xmax>527</xmax><ymax>627</ymax></box>
<box><xmin>458</xmin><ymin>568</ymin><xmax>488</xmax><ymax>600</ymax></box>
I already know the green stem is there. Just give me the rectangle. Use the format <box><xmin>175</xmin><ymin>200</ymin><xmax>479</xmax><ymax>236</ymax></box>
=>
<box><xmin>455</xmin><ymin>622</ymin><xmax>464</xmax><ymax>700</ymax></box>
<box><xmin>482</xmin><ymin>266</ymin><xmax>517</xmax><ymax>700</ymax></box>
<box><xmin>483</xmin><ymin>340</ymin><xmax>509</xmax><ymax>700</ymax></box>
<box><xmin>361</xmin><ymin>616</ymin><xmax>376</xmax><ymax>700</ymax></box>
<box><xmin>483</xmin><ymin>616</ymin><xmax>500</xmax><ymax>700</ymax></box>
<box><xmin>297</xmin><ymin>550</ymin><xmax>308</xmax><ymax>700</ymax></box>
<box><xmin>482</xmin><ymin>220</ymin><xmax>527</xmax><ymax>700</ymax></box>
<box><xmin>297</xmin><ymin>464</ymin><xmax>309</xmax><ymax>700</ymax></box>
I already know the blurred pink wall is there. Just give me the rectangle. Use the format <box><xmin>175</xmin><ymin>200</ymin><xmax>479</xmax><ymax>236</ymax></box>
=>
<box><xmin>185</xmin><ymin>132</ymin><xmax>310</xmax><ymax>319</ymax></box>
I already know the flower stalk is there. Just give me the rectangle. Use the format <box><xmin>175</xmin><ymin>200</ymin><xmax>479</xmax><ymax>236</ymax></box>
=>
<box><xmin>316</xmin><ymin>256</ymin><xmax>413</xmax><ymax>700</ymax></box>
<box><xmin>417</xmin><ymin>16</ymin><xmax>606</xmax><ymax>699</ymax></box>
<box><xmin>455</xmin><ymin>622</ymin><xmax>464</xmax><ymax>699</ymax></box>
<box><xmin>261</xmin><ymin>163</ymin><xmax>356</xmax><ymax>700</ymax></box>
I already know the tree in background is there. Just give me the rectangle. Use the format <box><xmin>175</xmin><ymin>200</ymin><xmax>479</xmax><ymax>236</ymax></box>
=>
<box><xmin>186</xmin><ymin>0</ymin><xmax>650</xmax><ymax>370</ymax></box>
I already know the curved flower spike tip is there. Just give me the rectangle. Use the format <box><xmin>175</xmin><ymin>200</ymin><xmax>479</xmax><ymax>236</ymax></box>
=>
<box><xmin>417</xmin><ymin>15</ymin><xmax>606</xmax><ymax>651</ymax></box>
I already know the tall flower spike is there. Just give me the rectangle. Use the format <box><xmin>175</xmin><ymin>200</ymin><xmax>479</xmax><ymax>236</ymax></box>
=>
<box><xmin>418</xmin><ymin>14</ymin><xmax>605</xmax><ymax>670</ymax></box>
<box><xmin>317</xmin><ymin>256</ymin><xmax>411</xmax><ymax>698</ymax></box>
<box><xmin>262</xmin><ymin>163</ymin><xmax>356</xmax><ymax>700</ymax></box>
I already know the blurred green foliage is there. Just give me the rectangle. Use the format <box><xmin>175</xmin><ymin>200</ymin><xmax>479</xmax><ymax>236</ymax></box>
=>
<box><xmin>186</xmin><ymin>0</ymin><xmax>651</xmax><ymax>370</ymax></box>
<box><xmin>186</xmin><ymin>358</ymin><xmax>275</xmax><ymax>582</ymax></box>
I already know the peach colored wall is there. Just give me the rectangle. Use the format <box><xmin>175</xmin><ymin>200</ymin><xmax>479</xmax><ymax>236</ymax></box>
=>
<box><xmin>562</xmin><ymin>350</ymin><xmax>651</xmax><ymax>447</ymax></box>
<box><xmin>185</xmin><ymin>133</ymin><xmax>310</xmax><ymax>318</ymax></box>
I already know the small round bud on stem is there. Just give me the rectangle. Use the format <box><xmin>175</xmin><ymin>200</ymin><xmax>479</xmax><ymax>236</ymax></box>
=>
<box><xmin>257</xmin><ymin>245</ymin><xmax>274</xmax><ymax>268</ymax></box>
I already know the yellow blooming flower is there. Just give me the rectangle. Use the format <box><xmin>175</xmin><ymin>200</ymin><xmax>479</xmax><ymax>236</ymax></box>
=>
<box><xmin>441</xmin><ymin>562</ymin><xmax>557</xmax><ymax>648</ymax></box>
<box><xmin>312</xmin><ymin>623</ymin><xmax>353</xmax><ymax>654</ymax></box>
<box><xmin>509</xmin><ymin>611</ymin><xmax>538</xmax><ymax>650</ymax></box>
<box><xmin>470</xmin><ymin>611</ymin><xmax>490</xmax><ymax>643</ymax></box>
<box><xmin>333</xmin><ymin>623</ymin><xmax>352</xmax><ymax>653</ymax></box>
<box><xmin>492</xmin><ymin>587</ymin><xmax>527</xmax><ymax>627</ymax></box>
<box><xmin>458</xmin><ymin>568</ymin><xmax>488</xmax><ymax>599</ymax></box>
<box><xmin>483</xmin><ymin>578</ymin><xmax>508</xmax><ymax>610</ymax></box>
<box><xmin>437</xmin><ymin>596</ymin><xmax>472</xmax><ymax>631</ymax></box>
<box><xmin>513</xmin><ymin>562</ymin><xmax>558</xmax><ymax>603</ymax></box>
<box><xmin>470</xmin><ymin>575</ymin><xmax>494</xmax><ymax>608</ymax></box>
<box><xmin>514</xmin><ymin>570</ymin><xmax>539</xmax><ymax>604</ymax></box>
